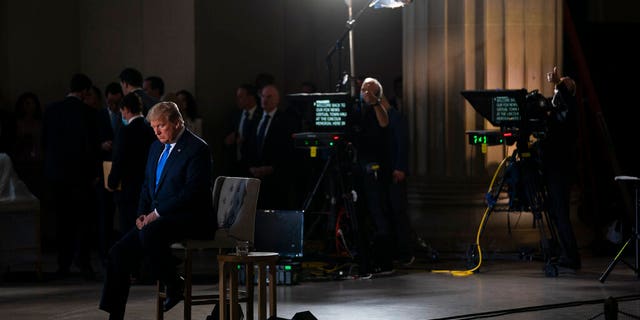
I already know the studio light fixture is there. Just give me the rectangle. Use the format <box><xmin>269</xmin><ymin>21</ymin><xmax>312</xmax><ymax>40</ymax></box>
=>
<box><xmin>328</xmin><ymin>0</ymin><xmax>414</xmax><ymax>96</ymax></box>
<box><xmin>370</xmin><ymin>0</ymin><xmax>413</xmax><ymax>9</ymax></box>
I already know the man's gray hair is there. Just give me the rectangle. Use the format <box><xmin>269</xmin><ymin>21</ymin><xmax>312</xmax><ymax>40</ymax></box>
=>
<box><xmin>362</xmin><ymin>77</ymin><xmax>384</xmax><ymax>98</ymax></box>
<box><xmin>147</xmin><ymin>101</ymin><xmax>185</xmax><ymax>125</ymax></box>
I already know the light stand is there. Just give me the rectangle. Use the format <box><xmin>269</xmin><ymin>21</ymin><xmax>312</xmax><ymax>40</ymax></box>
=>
<box><xmin>599</xmin><ymin>175</ymin><xmax>640</xmax><ymax>283</ymax></box>
<box><xmin>325</xmin><ymin>0</ymin><xmax>412</xmax><ymax>97</ymax></box>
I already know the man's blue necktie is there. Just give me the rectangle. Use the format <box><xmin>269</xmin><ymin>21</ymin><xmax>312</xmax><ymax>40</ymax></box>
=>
<box><xmin>241</xmin><ymin>110</ymin><xmax>251</xmax><ymax>138</ymax></box>
<box><xmin>110</xmin><ymin>111</ymin><xmax>122</xmax><ymax>136</ymax></box>
<box><xmin>256</xmin><ymin>114</ymin><xmax>270</xmax><ymax>153</ymax></box>
<box><xmin>155</xmin><ymin>144</ymin><xmax>171</xmax><ymax>189</ymax></box>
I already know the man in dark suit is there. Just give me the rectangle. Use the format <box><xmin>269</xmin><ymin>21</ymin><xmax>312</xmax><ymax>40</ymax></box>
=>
<box><xmin>42</xmin><ymin>73</ymin><xmax>100</xmax><ymax>279</ymax></box>
<box><xmin>95</xmin><ymin>82</ymin><xmax>124</xmax><ymax>268</ymax></box>
<box><xmin>247</xmin><ymin>84</ymin><xmax>297</xmax><ymax>210</ymax></box>
<box><xmin>119</xmin><ymin>67</ymin><xmax>159</xmax><ymax>116</ymax></box>
<box><xmin>106</xmin><ymin>92</ymin><xmax>156</xmax><ymax>233</ymax></box>
<box><xmin>223</xmin><ymin>83</ymin><xmax>262</xmax><ymax>177</ymax></box>
<box><xmin>100</xmin><ymin>101</ymin><xmax>214</xmax><ymax>320</ymax></box>
<box><xmin>143</xmin><ymin>75</ymin><xmax>165</xmax><ymax>100</ymax></box>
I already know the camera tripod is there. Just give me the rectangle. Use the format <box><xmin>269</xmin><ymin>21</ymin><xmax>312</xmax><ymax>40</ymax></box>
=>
<box><xmin>475</xmin><ymin>143</ymin><xmax>563</xmax><ymax>276</ymax></box>
<box><xmin>301</xmin><ymin>143</ymin><xmax>360</xmax><ymax>260</ymax></box>
<box><xmin>598</xmin><ymin>176</ymin><xmax>640</xmax><ymax>283</ymax></box>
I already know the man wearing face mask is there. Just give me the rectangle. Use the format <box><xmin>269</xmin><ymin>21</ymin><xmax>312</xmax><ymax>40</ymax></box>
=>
<box><xmin>106</xmin><ymin>92</ymin><xmax>156</xmax><ymax>233</ymax></box>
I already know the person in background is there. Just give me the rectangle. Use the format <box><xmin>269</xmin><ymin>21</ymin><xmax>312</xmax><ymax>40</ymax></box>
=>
<box><xmin>12</xmin><ymin>91</ymin><xmax>43</xmax><ymax>198</ymax></box>
<box><xmin>175</xmin><ymin>89</ymin><xmax>203</xmax><ymax>138</ymax></box>
<box><xmin>100</xmin><ymin>101</ymin><xmax>214</xmax><ymax>320</ymax></box>
<box><xmin>162</xmin><ymin>92</ymin><xmax>179</xmax><ymax>105</ymax></box>
<box><xmin>541</xmin><ymin>66</ymin><xmax>581</xmax><ymax>271</ymax></box>
<box><xmin>119</xmin><ymin>67</ymin><xmax>158</xmax><ymax>116</ymax></box>
<box><xmin>247</xmin><ymin>84</ymin><xmax>297</xmax><ymax>210</ymax></box>
<box><xmin>254</xmin><ymin>72</ymin><xmax>276</xmax><ymax>107</ymax></box>
<box><xmin>0</xmin><ymin>91</ymin><xmax>16</xmax><ymax>155</ymax></box>
<box><xmin>42</xmin><ymin>73</ymin><xmax>100</xmax><ymax>280</ymax></box>
<box><xmin>143</xmin><ymin>76</ymin><xmax>165</xmax><ymax>100</ymax></box>
<box><xmin>85</xmin><ymin>85</ymin><xmax>118</xmax><ymax>271</ymax></box>
<box><xmin>106</xmin><ymin>92</ymin><xmax>156</xmax><ymax>234</ymax></box>
<box><xmin>105</xmin><ymin>82</ymin><xmax>124</xmax><ymax>139</ymax></box>
<box><xmin>93</xmin><ymin>82</ymin><xmax>124</xmax><ymax>267</ymax></box>
<box><xmin>353</xmin><ymin>77</ymin><xmax>395</xmax><ymax>276</ymax></box>
<box><xmin>223</xmin><ymin>83</ymin><xmax>262</xmax><ymax>177</ymax></box>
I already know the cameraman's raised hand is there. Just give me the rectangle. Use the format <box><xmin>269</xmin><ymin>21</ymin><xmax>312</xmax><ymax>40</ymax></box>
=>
<box><xmin>547</xmin><ymin>66</ymin><xmax>561</xmax><ymax>85</ymax></box>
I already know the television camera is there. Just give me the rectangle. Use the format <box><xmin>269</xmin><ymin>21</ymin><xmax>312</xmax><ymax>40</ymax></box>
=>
<box><xmin>461</xmin><ymin>88</ymin><xmax>553</xmax><ymax>148</ymax></box>
<box><xmin>462</xmin><ymin>88</ymin><xmax>562</xmax><ymax>277</ymax></box>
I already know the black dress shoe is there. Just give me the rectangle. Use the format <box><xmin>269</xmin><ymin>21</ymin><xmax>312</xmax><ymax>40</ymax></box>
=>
<box><xmin>108</xmin><ymin>312</ymin><xmax>124</xmax><ymax>320</ymax></box>
<box><xmin>163</xmin><ymin>293</ymin><xmax>184</xmax><ymax>312</ymax></box>
<box><xmin>100</xmin><ymin>305</ymin><xmax>124</xmax><ymax>320</ymax></box>
<box><xmin>163</xmin><ymin>276</ymin><xmax>185</xmax><ymax>312</ymax></box>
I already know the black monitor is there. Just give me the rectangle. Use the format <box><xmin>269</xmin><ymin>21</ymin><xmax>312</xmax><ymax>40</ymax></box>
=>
<box><xmin>286</xmin><ymin>92</ymin><xmax>351</xmax><ymax>133</ymax></box>
<box><xmin>254</xmin><ymin>210</ymin><xmax>304</xmax><ymax>258</ymax></box>
<box><xmin>461</xmin><ymin>89</ymin><xmax>527</xmax><ymax>128</ymax></box>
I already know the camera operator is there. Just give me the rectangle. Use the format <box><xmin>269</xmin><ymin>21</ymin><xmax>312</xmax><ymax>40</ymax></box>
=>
<box><xmin>351</xmin><ymin>77</ymin><xmax>395</xmax><ymax>276</ymax></box>
<box><xmin>540</xmin><ymin>66</ymin><xmax>581</xmax><ymax>270</ymax></box>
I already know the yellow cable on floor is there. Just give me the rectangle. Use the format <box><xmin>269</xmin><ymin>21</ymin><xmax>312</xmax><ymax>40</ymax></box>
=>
<box><xmin>431</xmin><ymin>156</ymin><xmax>509</xmax><ymax>277</ymax></box>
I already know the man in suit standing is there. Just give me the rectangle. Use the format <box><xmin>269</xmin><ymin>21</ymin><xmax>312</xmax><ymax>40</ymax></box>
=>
<box><xmin>223</xmin><ymin>83</ymin><xmax>262</xmax><ymax>177</ymax></box>
<box><xmin>143</xmin><ymin>75</ymin><xmax>165</xmax><ymax>100</ymax></box>
<box><xmin>119</xmin><ymin>67</ymin><xmax>159</xmax><ymax>116</ymax></box>
<box><xmin>42</xmin><ymin>73</ymin><xmax>100</xmax><ymax>279</ymax></box>
<box><xmin>94</xmin><ymin>82</ymin><xmax>124</xmax><ymax>269</ymax></box>
<box><xmin>247</xmin><ymin>84</ymin><xmax>297</xmax><ymax>210</ymax></box>
<box><xmin>99</xmin><ymin>101</ymin><xmax>214</xmax><ymax>320</ymax></box>
<box><xmin>106</xmin><ymin>93</ymin><xmax>156</xmax><ymax>233</ymax></box>
<box><xmin>105</xmin><ymin>82</ymin><xmax>124</xmax><ymax>139</ymax></box>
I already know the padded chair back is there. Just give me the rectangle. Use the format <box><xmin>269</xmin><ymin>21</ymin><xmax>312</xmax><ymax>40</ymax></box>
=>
<box><xmin>158</xmin><ymin>177</ymin><xmax>261</xmax><ymax>320</ymax></box>
<box><xmin>212</xmin><ymin>176</ymin><xmax>260</xmax><ymax>247</ymax></box>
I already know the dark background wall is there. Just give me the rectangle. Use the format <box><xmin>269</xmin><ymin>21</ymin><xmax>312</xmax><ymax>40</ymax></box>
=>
<box><xmin>1</xmin><ymin>0</ymin><xmax>639</xmax><ymax>250</ymax></box>
<box><xmin>0</xmin><ymin>0</ymin><xmax>403</xmax><ymax>178</ymax></box>
<box><xmin>0</xmin><ymin>0</ymin><xmax>402</xmax><ymax>244</ymax></box>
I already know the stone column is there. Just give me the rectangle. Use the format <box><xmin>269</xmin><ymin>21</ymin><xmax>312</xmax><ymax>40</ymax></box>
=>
<box><xmin>403</xmin><ymin>0</ymin><xmax>562</xmax><ymax>179</ymax></box>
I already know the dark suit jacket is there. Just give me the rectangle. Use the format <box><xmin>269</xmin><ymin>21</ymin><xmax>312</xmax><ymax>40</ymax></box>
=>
<box><xmin>247</xmin><ymin>108</ymin><xmax>297</xmax><ymax>209</ymax></box>
<box><xmin>223</xmin><ymin>107</ymin><xmax>263</xmax><ymax>176</ymax></box>
<box><xmin>42</xmin><ymin>96</ymin><xmax>100</xmax><ymax>184</ymax></box>
<box><xmin>108</xmin><ymin>117</ymin><xmax>156</xmax><ymax>209</ymax></box>
<box><xmin>138</xmin><ymin>128</ymin><xmax>213</xmax><ymax>236</ymax></box>
<box><xmin>97</xmin><ymin>107</ymin><xmax>115</xmax><ymax>161</ymax></box>
<box><xmin>248</xmin><ymin>108</ymin><xmax>296</xmax><ymax>168</ymax></box>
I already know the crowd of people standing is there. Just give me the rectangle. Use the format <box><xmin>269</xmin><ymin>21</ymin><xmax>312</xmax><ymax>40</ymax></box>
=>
<box><xmin>0</xmin><ymin>69</ymin><xmax>415</xmax><ymax>288</ymax></box>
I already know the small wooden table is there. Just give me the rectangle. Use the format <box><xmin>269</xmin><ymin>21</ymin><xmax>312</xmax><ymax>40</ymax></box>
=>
<box><xmin>218</xmin><ymin>252</ymin><xmax>279</xmax><ymax>320</ymax></box>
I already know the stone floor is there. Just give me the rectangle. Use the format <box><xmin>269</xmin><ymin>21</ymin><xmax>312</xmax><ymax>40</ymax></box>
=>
<box><xmin>1</xmin><ymin>246</ymin><xmax>639</xmax><ymax>320</ymax></box>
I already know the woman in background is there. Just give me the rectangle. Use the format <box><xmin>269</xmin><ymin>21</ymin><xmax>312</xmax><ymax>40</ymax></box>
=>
<box><xmin>13</xmin><ymin>91</ymin><xmax>43</xmax><ymax>197</ymax></box>
<box><xmin>176</xmin><ymin>89</ymin><xmax>203</xmax><ymax>137</ymax></box>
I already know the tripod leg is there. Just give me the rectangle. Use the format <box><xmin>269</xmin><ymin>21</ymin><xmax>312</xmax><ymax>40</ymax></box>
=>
<box><xmin>599</xmin><ymin>236</ymin><xmax>633</xmax><ymax>283</ymax></box>
<box><xmin>302</xmin><ymin>154</ymin><xmax>333</xmax><ymax>212</ymax></box>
